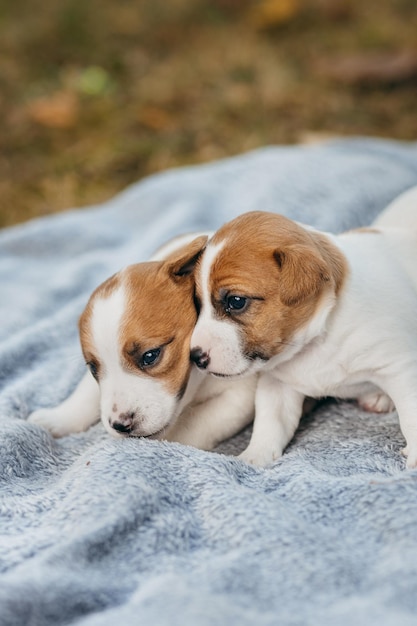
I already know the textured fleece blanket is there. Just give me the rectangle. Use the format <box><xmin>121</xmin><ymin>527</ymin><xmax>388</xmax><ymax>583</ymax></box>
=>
<box><xmin>1</xmin><ymin>138</ymin><xmax>417</xmax><ymax>626</ymax></box>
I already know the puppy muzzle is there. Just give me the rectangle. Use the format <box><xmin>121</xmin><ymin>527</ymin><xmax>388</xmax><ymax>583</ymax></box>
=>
<box><xmin>190</xmin><ymin>347</ymin><xmax>210</xmax><ymax>370</ymax></box>
<box><xmin>111</xmin><ymin>411</ymin><xmax>135</xmax><ymax>434</ymax></box>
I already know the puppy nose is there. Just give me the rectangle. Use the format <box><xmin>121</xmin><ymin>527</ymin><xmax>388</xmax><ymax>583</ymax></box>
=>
<box><xmin>190</xmin><ymin>347</ymin><xmax>210</xmax><ymax>369</ymax></box>
<box><xmin>111</xmin><ymin>412</ymin><xmax>134</xmax><ymax>433</ymax></box>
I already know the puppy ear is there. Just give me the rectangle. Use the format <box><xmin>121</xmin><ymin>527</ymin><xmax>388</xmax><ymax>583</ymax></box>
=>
<box><xmin>167</xmin><ymin>235</ymin><xmax>208</xmax><ymax>278</ymax></box>
<box><xmin>274</xmin><ymin>245</ymin><xmax>331</xmax><ymax>306</ymax></box>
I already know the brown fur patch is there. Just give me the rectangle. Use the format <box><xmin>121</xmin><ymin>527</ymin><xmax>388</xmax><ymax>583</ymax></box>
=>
<box><xmin>165</xmin><ymin>235</ymin><xmax>208</xmax><ymax>278</ymax></box>
<box><xmin>119</xmin><ymin>261</ymin><xmax>197</xmax><ymax>395</ymax></box>
<box><xmin>204</xmin><ymin>211</ymin><xmax>347</xmax><ymax>359</ymax></box>
<box><xmin>78</xmin><ymin>236</ymin><xmax>203</xmax><ymax>396</ymax></box>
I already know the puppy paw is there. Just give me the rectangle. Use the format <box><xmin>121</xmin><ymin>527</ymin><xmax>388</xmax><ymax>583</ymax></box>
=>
<box><xmin>238</xmin><ymin>443</ymin><xmax>282</xmax><ymax>467</ymax></box>
<box><xmin>402</xmin><ymin>445</ymin><xmax>417</xmax><ymax>469</ymax></box>
<box><xmin>357</xmin><ymin>391</ymin><xmax>394</xmax><ymax>414</ymax></box>
<box><xmin>28</xmin><ymin>408</ymin><xmax>74</xmax><ymax>438</ymax></box>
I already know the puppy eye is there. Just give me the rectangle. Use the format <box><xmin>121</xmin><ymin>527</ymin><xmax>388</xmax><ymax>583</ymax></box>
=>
<box><xmin>225</xmin><ymin>295</ymin><xmax>248</xmax><ymax>313</ymax></box>
<box><xmin>87</xmin><ymin>361</ymin><xmax>99</xmax><ymax>381</ymax></box>
<box><xmin>141</xmin><ymin>348</ymin><xmax>161</xmax><ymax>368</ymax></box>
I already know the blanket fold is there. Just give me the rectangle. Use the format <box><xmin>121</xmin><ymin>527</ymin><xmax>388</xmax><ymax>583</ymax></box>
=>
<box><xmin>1</xmin><ymin>138</ymin><xmax>417</xmax><ymax>626</ymax></box>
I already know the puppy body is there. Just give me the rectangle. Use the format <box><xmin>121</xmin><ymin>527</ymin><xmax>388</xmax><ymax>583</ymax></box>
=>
<box><xmin>29</xmin><ymin>233</ymin><xmax>256</xmax><ymax>451</ymax></box>
<box><xmin>189</xmin><ymin>186</ymin><xmax>417</xmax><ymax>467</ymax></box>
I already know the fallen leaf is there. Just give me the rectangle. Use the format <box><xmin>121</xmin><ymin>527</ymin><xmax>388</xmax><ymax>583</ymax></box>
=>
<box><xmin>246</xmin><ymin>0</ymin><xmax>300</xmax><ymax>29</ymax></box>
<box><xmin>316</xmin><ymin>50</ymin><xmax>417</xmax><ymax>86</ymax></box>
<box><xmin>27</xmin><ymin>91</ymin><xmax>79</xmax><ymax>129</ymax></box>
<box><xmin>137</xmin><ymin>106</ymin><xmax>176</xmax><ymax>131</ymax></box>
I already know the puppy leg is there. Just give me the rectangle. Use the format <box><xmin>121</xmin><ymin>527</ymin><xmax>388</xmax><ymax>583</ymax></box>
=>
<box><xmin>395</xmin><ymin>400</ymin><xmax>417</xmax><ymax>469</ymax></box>
<box><xmin>239</xmin><ymin>373</ymin><xmax>305</xmax><ymax>466</ymax></box>
<box><xmin>162</xmin><ymin>377</ymin><xmax>256</xmax><ymax>450</ymax></box>
<box><xmin>379</xmin><ymin>375</ymin><xmax>417</xmax><ymax>468</ymax></box>
<box><xmin>28</xmin><ymin>372</ymin><xmax>100</xmax><ymax>437</ymax></box>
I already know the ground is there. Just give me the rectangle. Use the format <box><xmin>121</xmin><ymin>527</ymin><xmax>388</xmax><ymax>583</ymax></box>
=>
<box><xmin>1</xmin><ymin>0</ymin><xmax>416</xmax><ymax>227</ymax></box>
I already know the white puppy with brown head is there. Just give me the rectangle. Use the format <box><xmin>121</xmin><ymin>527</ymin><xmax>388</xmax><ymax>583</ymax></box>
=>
<box><xmin>186</xmin><ymin>185</ymin><xmax>417</xmax><ymax>467</ymax></box>
<box><xmin>29</xmin><ymin>233</ymin><xmax>256</xmax><ymax>451</ymax></box>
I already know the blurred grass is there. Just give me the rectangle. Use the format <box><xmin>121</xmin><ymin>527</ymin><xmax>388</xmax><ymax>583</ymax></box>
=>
<box><xmin>0</xmin><ymin>0</ymin><xmax>416</xmax><ymax>227</ymax></box>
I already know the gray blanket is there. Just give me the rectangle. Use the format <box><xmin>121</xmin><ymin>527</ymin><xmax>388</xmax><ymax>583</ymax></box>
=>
<box><xmin>1</xmin><ymin>138</ymin><xmax>417</xmax><ymax>626</ymax></box>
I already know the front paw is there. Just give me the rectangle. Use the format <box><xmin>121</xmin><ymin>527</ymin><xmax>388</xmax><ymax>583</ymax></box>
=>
<box><xmin>238</xmin><ymin>443</ymin><xmax>282</xmax><ymax>467</ymax></box>
<box><xmin>357</xmin><ymin>391</ymin><xmax>394</xmax><ymax>413</ymax></box>
<box><xmin>402</xmin><ymin>445</ymin><xmax>417</xmax><ymax>469</ymax></box>
<box><xmin>28</xmin><ymin>408</ymin><xmax>74</xmax><ymax>438</ymax></box>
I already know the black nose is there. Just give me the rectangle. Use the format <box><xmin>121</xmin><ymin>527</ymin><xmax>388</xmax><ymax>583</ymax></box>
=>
<box><xmin>190</xmin><ymin>347</ymin><xmax>210</xmax><ymax>369</ymax></box>
<box><xmin>112</xmin><ymin>412</ymin><xmax>134</xmax><ymax>433</ymax></box>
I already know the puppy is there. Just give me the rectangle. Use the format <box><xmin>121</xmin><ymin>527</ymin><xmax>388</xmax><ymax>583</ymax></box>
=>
<box><xmin>184</xmin><ymin>185</ymin><xmax>417</xmax><ymax>467</ymax></box>
<box><xmin>29</xmin><ymin>233</ymin><xmax>256</xmax><ymax>451</ymax></box>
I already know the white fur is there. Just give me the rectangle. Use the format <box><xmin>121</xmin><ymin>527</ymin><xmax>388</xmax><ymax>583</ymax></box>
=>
<box><xmin>91</xmin><ymin>284</ymin><xmax>178</xmax><ymax>436</ymax></box>
<box><xmin>29</xmin><ymin>231</ymin><xmax>256</xmax><ymax>450</ymax></box>
<box><xmin>192</xmin><ymin>186</ymin><xmax>417</xmax><ymax>468</ymax></box>
<box><xmin>163</xmin><ymin>371</ymin><xmax>257</xmax><ymax>449</ymax></box>
<box><xmin>193</xmin><ymin>241</ymin><xmax>250</xmax><ymax>377</ymax></box>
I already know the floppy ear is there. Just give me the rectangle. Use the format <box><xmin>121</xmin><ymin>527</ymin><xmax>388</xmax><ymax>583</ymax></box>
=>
<box><xmin>167</xmin><ymin>235</ymin><xmax>208</xmax><ymax>278</ymax></box>
<box><xmin>274</xmin><ymin>244</ymin><xmax>331</xmax><ymax>306</ymax></box>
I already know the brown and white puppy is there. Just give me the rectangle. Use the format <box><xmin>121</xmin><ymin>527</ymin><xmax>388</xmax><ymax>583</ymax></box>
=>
<box><xmin>29</xmin><ymin>233</ymin><xmax>256</xmax><ymax>451</ymax></box>
<box><xmin>186</xmin><ymin>186</ymin><xmax>417</xmax><ymax>467</ymax></box>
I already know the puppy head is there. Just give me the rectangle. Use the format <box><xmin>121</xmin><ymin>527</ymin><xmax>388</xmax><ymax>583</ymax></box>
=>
<box><xmin>79</xmin><ymin>235</ymin><xmax>207</xmax><ymax>438</ymax></box>
<box><xmin>190</xmin><ymin>212</ymin><xmax>346</xmax><ymax>377</ymax></box>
